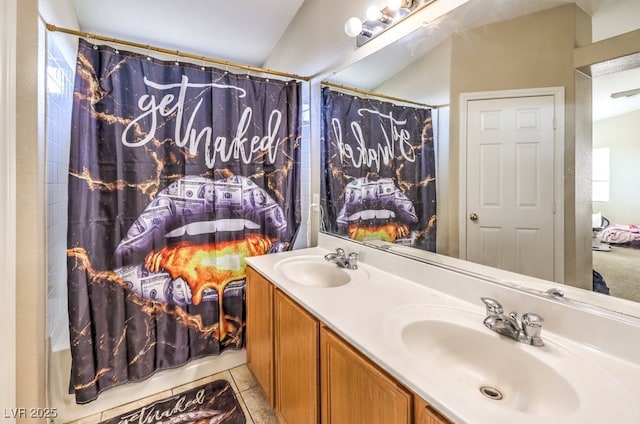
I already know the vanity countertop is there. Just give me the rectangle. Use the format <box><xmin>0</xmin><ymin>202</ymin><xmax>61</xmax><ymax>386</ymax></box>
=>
<box><xmin>246</xmin><ymin>242</ymin><xmax>640</xmax><ymax>424</ymax></box>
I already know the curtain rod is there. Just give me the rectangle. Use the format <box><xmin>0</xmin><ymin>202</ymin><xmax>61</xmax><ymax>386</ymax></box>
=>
<box><xmin>321</xmin><ymin>81</ymin><xmax>436</xmax><ymax>109</ymax></box>
<box><xmin>45</xmin><ymin>23</ymin><xmax>311</xmax><ymax>82</ymax></box>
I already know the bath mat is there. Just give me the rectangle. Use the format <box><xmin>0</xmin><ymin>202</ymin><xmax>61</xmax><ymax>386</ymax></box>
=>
<box><xmin>99</xmin><ymin>379</ymin><xmax>245</xmax><ymax>424</ymax></box>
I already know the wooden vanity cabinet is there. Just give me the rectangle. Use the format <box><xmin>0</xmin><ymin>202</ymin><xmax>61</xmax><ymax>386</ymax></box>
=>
<box><xmin>247</xmin><ymin>265</ymin><xmax>452</xmax><ymax>424</ymax></box>
<box><xmin>414</xmin><ymin>395</ymin><xmax>452</xmax><ymax>424</ymax></box>
<box><xmin>320</xmin><ymin>326</ymin><xmax>412</xmax><ymax>424</ymax></box>
<box><xmin>246</xmin><ymin>266</ymin><xmax>275</xmax><ymax>405</ymax></box>
<box><xmin>246</xmin><ymin>266</ymin><xmax>319</xmax><ymax>423</ymax></box>
<box><xmin>274</xmin><ymin>288</ymin><xmax>319</xmax><ymax>423</ymax></box>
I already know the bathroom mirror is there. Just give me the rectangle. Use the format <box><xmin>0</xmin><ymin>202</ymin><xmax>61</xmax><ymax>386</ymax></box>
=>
<box><xmin>322</xmin><ymin>0</ymin><xmax>640</xmax><ymax>315</ymax></box>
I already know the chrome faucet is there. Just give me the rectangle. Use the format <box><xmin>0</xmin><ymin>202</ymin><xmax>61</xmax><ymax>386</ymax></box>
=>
<box><xmin>324</xmin><ymin>248</ymin><xmax>359</xmax><ymax>270</ymax></box>
<box><xmin>545</xmin><ymin>287</ymin><xmax>565</xmax><ymax>299</ymax></box>
<box><xmin>480</xmin><ymin>297</ymin><xmax>544</xmax><ymax>347</ymax></box>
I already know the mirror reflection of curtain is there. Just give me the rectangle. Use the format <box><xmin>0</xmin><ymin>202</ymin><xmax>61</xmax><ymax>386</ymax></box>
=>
<box><xmin>67</xmin><ymin>39</ymin><xmax>301</xmax><ymax>404</ymax></box>
<box><xmin>320</xmin><ymin>87</ymin><xmax>436</xmax><ymax>251</ymax></box>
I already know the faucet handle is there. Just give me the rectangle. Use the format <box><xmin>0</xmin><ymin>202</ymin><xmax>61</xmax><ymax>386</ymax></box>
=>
<box><xmin>346</xmin><ymin>252</ymin><xmax>359</xmax><ymax>269</ymax></box>
<box><xmin>335</xmin><ymin>247</ymin><xmax>345</xmax><ymax>257</ymax></box>
<box><xmin>521</xmin><ymin>313</ymin><xmax>544</xmax><ymax>346</ymax></box>
<box><xmin>481</xmin><ymin>297</ymin><xmax>503</xmax><ymax>315</ymax></box>
<box><xmin>522</xmin><ymin>312</ymin><xmax>543</xmax><ymax>328</ymax></box>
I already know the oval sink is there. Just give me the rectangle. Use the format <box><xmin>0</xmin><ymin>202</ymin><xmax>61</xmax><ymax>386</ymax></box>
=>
<box><xmin>384</xmin><ymin>305</ymin><xmax>636</xmax><ymax>422</ymax></box>
<box><xmin>273</xmin><ymin>255</ymin><xmax>368</xmax><ymax>288</ymax></box>
<box><xmin>401</xmin><ymin>319</ymin><xmax>579</xmax><ymax>416</ymax></box>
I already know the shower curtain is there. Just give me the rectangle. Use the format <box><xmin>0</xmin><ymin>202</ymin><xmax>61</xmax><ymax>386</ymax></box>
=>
<box><xmin>320</xmin><ymin>87</ymin><xmax>436</xmax><ymax>251</ymax></box>
<box><xmin>67</xmin><ymin>39</ymin><xmax>301</xmax><ymax>404</ymax></box>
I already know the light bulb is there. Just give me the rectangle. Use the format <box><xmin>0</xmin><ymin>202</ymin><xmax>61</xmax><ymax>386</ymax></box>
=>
<box><xmin>344</xmin><ymin>16</ymin><xmax>363</xmax><ymax>37</ymax></box>
<box><xmin>387</xmin><ymin>0</ymin><xmax>403</xmax><ymax>11</ymax></box>
<box><xmin>366</xmin><ymin>5</ymin><xmax>383</xmax><ymax>21</ymax></box>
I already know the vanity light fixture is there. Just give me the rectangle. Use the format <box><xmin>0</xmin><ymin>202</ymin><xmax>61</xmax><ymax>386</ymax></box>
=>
<box><xmin>344</xmin><ymin>16</ymin><xmax>366</xmax><ymax>38</ymax></box>
<box><xmin>387</xmin><ymin>0</ymin><xmax>411</xmax><ymax>11</ymax></box>
<box><xmin>366</xmin><ymin>5</ymin><xmax>391</xmax><ymax>23</ymax></box>
<box><xmin>344</xmin><ymin>0</ymin><xmax>436</xmax><ymax>47</ymax></box>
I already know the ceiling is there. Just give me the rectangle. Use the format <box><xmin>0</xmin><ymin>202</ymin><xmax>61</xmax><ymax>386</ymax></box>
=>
<box><xmin>54</xmin><ymin>0</ymin><xmax>640</xmax><ymax>121</ymax></box>
<box><xmin>71</xmin><ymin>0</ymin><xmax>307</xmax><ymax>67</ymax></box>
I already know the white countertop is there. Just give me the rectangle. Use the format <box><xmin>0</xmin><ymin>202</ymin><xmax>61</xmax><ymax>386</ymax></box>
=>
<box><xmin>246</xmin><ymin>241</ymin><xmax>640</xmax><ymax>424</ymax></box>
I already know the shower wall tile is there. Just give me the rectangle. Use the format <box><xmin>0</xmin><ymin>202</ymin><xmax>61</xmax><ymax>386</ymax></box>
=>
<box><xmin>46</xmin><ymin>33</ymin><xmax>74</xmax><ymax>352</ymax></box>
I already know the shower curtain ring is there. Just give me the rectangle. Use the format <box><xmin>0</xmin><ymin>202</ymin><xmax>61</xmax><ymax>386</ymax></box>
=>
<box><xmin>174</xmin><ymin>50</ymin><xmax>180</xmax><ymax>66</ymax></box>
<box><xmin>146</xmin><ymin>45</ymin><xmax>152</xmax><ymax>61</ymax></box>
<box><xmin>89</xmin><ymin>33</ymin><xmax>98</xmax><ymax>49</ymax></box>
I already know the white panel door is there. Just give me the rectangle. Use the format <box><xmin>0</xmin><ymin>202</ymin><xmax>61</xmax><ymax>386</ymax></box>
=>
<box><xmin>466</xmin><ymin>96</ymin><xmax>555</xmax><ymax>280</ymax></box>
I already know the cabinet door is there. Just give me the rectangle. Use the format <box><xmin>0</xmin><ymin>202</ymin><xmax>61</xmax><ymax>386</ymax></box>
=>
<box><xmin>274</xmin><ymin>289</ymin><xmax>319</xmax><ymax>424</ymax></box>
<box><xmin>414</xmin><ymin>395</ymin><xmax>451</xmax><ymax>424</ymax></box>
<box><xmin>246</xmin><ymin>266</ymin><xmax>275</xmax><ymax>406</ymax></box>
<box><xmin>320</xmin><ymin>326</ymin><xmax>412</xmax><ymax>424</ymax></box>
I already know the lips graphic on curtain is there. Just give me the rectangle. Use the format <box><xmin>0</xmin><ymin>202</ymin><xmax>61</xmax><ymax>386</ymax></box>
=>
<box><xmin>112</xmin><ymin>175</ymin><xmax>285</xmax><ymax>340</ymax></box>
<box><xmin>66</xmin><ymin>38</ymin><xmax>301</xmax><ymax>404</ymax></box>
<box><xmin>320</xmin><ymin>87</ymin><xmax>437</xmax><ymax>251</ymax></box>
<box><xmin>337</xmin><ymin>177</ymin><xmax>418</xmax><ymax>242</ymax></box>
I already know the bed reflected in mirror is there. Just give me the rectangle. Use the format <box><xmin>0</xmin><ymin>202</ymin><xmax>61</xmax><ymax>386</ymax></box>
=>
<box><xmin>593</xmin><ymin>217</ymin><xmax>640</xmax><ymax>303</ymax></box>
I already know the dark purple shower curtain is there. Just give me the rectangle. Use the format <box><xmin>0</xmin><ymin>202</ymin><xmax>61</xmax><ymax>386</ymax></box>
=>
<box><xmin>67</xmin><ymin>39</ymin><xmax>301</xmax><ymax>403</ymax></box>
<box><xmin>320</xmin><ymin>87</ymin><xmax>436</xmax><ymax>251</ymax></box>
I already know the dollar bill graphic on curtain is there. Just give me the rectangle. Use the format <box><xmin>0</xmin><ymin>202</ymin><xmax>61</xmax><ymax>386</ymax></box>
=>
<box><xmin>67</xmin><ymin>39</ymin><xmax>301</xmax><ymax>404</ymax></box>
<box><xmin>320</xmin><ymin>87</ymin><xmax>436</xmax><ymax>251</ymax></box>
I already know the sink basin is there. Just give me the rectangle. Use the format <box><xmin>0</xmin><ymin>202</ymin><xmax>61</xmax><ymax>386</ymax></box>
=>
<box><xmin>401</xmin><ymin>317</ymin><xmax>578</xmax><ymax>416</ymax></box>
<box><xmin>384</xmin><ymin>305</ymin><xmax>636</xmax><ymax>422</ymax></box>
<box><xmin>273</xmin><ymin>255</ymin><xmax>368</xmax><ymax>288</ymax></box>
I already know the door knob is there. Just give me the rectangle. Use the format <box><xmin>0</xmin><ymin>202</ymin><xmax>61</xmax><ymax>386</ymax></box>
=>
<box><xmin>469</xmin><ymin>213</ymin><xmax>478</xmax><ymax>222</ymax></box>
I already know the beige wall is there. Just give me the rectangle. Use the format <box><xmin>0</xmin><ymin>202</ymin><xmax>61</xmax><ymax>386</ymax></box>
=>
<box><xmin>375</xmin><ymin>38</ymin><xmax>452</xmax><ymax>106</ymax></box>
<box><xmin>448</xmin><ymin>4</ymin><xmax>592</xmax><ymax>286</ymax></box>
<box><xmin>574</xmin><ymin>69</ymin><xmax>594</xmax><ymax>289</ymax></box>
<box><xmin>16</xmin><ymin>0</ymin><xmax>47</xmax><ymax>420</ymax></box>
<box><xmin>1</xmin><ymin>0</ymin><xmax>18</xmax><ymax>419</ymax></box>
<box><xmin>593</xmin><ymin>109</ymin><xmax>640</xmax><ymax>224</ymax></box>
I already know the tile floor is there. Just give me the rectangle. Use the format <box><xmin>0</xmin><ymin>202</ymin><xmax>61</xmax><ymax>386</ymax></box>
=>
<box><xmin>66</xmin><ymin>365</ymin><xmax>279</xmax><ymax>424</ymax></box>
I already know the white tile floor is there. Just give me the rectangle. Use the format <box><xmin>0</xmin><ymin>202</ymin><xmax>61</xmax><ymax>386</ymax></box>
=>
<box><xmin>65</xmin><ymin>365</ymin><xmax>278</xmax><ymax>424</ymax></box>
